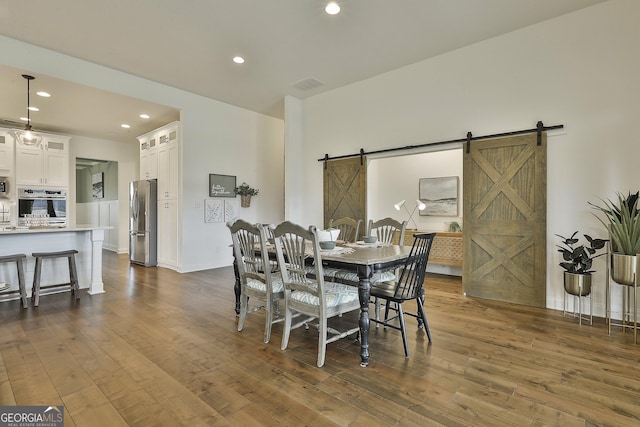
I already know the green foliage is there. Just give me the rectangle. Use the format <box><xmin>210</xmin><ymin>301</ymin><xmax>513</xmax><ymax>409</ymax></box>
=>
<box><xmin>556</xmin><ymin>231</ymin><xmax>607</xmax><ymax>274</ymax></box>
<box><xmin>234</xmin><ymin>182</ymin><xmax>259</xmax><ymax>196</ymax></box>
<box><xmin>590</xmin><ymin>191</ymin><xmax>640</xmax><ymax>255</ymax></box>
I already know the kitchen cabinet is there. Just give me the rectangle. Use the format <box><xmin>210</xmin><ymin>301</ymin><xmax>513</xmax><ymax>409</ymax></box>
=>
<box><xmin>0</xmin><ymin>131</ymin><xmax>15</xmax><ymax>173</ymax></box>
<box><xmin>157</xmin><ymin>199</ymin><xmax>178</xmax><ymax>268</ymax></box>
<box><xmin>139</xmin><ymin>136</ymin><xmax>158</xmax><ymax>179</ymax></box>
<box><xmin>157</xmin><ymin>125</ymin><xmax>179</xmax><ymax>199</ymax></box>
<box><xmin>139</xmin><ymin>121</ymin><xmax>181</xmax><ymax>270</ymax></box>
<box><xmin>15</xmin><ymin>135</ymin><xmax>69</xmax><ymax>187</ymax></box>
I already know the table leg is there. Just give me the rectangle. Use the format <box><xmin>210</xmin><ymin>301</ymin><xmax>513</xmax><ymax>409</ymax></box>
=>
<box><xmin>232</xmin><ymin>249</ymin><xmax>241</xmax><ymax>315</ymax></box>
<box><xmin>357</xmin><ymin>265</ymin><xmax>373</xmax><ymax>367</ymax></box>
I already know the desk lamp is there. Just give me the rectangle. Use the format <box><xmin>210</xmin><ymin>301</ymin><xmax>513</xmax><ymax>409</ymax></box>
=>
<box><xmin>394</xmin><ymin>199</ymin><xmax>426</xmax><ymax>230</ymax></box>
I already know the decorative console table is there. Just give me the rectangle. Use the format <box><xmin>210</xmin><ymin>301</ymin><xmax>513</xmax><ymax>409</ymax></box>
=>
<box><xmin>393</xmin><ymin>230</ymin><xmax>463</xmax><ymax>267</ymax></box>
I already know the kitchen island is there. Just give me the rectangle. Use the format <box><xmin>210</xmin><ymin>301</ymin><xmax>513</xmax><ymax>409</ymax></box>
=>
<box><xmin>0</xmin><ymin>225</ymin><xmax>107</xmax><ymax>298</ymax></box>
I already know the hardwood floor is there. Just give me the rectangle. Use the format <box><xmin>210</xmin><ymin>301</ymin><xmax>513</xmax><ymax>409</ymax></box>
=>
<box><xmin>1</xmin><ymin>251</ymin><xmax>639</xmax><ymax>426</ymax></box>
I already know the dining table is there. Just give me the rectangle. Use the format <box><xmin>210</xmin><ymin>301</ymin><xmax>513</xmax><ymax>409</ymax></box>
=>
<box><xmin>232</xmin><ymin>241</ymin><xmax>414</xmax><ymax>366</ymax></box>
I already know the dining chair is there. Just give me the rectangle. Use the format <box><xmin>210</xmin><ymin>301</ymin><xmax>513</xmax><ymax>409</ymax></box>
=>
<box><xmin>370</xmin><ymin>232</ymin><xmax>436</xmax><ymax>357</ymax></box>
<box><xmin>334</xmin><ymin>217</ymin><xmax>408</xmax><ymax>286</ymax></box>
<box><xmin>272</xmin><ymin>220</ymin><xmax>360</xmax><ymax>367</ymax></box>
<box><xmin>329</xmin><ymin>217</ymin><xmax>363</xmax><ymax>243</ymax></box>
<box><xmin>227</xmin><ymin>219</ymin><xmax>284</xmax><ymax>344</ymax></box>
<box><xmin>367</xmin><ymin>217</ymin><xmax>408</xmax><ymax>245</ymax></box>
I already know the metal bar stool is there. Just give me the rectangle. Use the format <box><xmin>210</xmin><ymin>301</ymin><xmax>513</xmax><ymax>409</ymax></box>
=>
<box><xmin>0</xmin><ymin>253</ymin><xmax>28</xmax><ymax>308</ymax></box>
<box><xmin>31</xmin><ymin>250</ymin><xmax>79</xmax><ymax>307</ymax></box>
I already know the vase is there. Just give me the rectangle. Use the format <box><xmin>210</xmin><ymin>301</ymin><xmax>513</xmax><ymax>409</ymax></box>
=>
<box><xmin>611</xmin><ymin>253</ymin><xmax>636</xmax><ymax>286</ymax></box>
<box><xmin>240</xmin><ymin>195</ymin><xmax>251</xmax><ymax>208</ymax></box>
<box><xmin>564</xmin><ymin>272</ymin><xmax>592</xmax><ymax>296</ymax></box>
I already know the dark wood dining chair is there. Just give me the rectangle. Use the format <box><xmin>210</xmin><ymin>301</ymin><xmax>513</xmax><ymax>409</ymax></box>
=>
<box><xmin>370</xmin><ymin>232</ymin><xmax>436</xmax><ymax>357</ymax></box>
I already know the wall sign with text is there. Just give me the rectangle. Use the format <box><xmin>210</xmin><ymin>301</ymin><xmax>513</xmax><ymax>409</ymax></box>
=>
<box><xmin>209</xmin><ymin>174</ymin><xmax>236</xmax><ymax>198</ymax></box>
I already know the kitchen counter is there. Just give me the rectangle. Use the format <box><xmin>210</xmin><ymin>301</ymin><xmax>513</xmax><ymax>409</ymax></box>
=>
<box><xmin>0</xmin><ymin>225</ymin><xmax>108</xmax><ymax>297</ymax></box>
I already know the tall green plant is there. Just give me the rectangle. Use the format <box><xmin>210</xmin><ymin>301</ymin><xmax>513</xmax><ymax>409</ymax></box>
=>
<box><xmin>590</xmin><ymin>191</ymin><xmax>640</xmax><ymax>255</ymax></box>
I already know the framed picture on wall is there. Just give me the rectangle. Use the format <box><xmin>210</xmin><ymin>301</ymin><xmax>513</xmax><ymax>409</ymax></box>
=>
<box><xmin>209</xmin><ymin>174</ymin><xmax>236</xmax><ymax>197</ymax></box>
<box><xmin>419</xmin><ymin>176</ymin><xmax>458</xmax><ymax>216</ymax></box>
<box><xmin>92</xmin><ymin>172</ymin><xmax>104</xmax><ymax>199</ymax></box>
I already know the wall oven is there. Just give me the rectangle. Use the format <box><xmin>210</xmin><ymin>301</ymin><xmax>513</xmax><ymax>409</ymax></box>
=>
<box><xmin>18</xmin><ymin>188</ymin><xmax>67</xmax><ymax>227</ymax></box>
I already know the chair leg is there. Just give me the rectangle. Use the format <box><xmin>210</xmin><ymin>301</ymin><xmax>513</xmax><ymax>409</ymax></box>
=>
<box><xmin>68</xmin><ymin>254</ymin><xmax>80</xmax><ymax>299</ymax></box>
<box><xmin>32</xmin><ymin>257</ymin><xmax>42</xmax><ymax>307</ymax></box>
<box><xmin>318</xmin><ymin>316</ymin><xmax>327</xmax><ymax>367</ymax></box>
<box><xmin>397</xmin><ymin>303</ymin><xmax>409</xmax><ymax>358</ymax></box>
<box><xmin>375</xmin><ymin>297</ymin><xmax>381</xmax><ymax>329</ymax></box>
<box><xmin>238</xmin><ymin>294</ymin><xmax>248</xmax><ymax>332</ymax></box>
<box><xmin>264</xmin><ymin>298</ymin><xmax>273</xmax><ymax>344</ymax></box>
<box><xmin>281</xmin><ymin>301</ymin><xmax>292</xmax><ymax>351</ymax></box>
<box><xmin>417</xmin><ymin>297</ymin><xmax>432</xmax><ymax>342</ymax></box>
<box><xmin>16</xmin><ymin>258</ymin><xmax>27</xmax><ymax>309</ymax></box>
<box><xmin>416</xmin><ymin>293</ymin><xmax>425</xmax><ymax>328</ymax></box>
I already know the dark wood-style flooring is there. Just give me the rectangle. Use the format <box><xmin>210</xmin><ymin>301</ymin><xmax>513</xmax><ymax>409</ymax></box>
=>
<box><xmin>1</xmin><ymin>251</ymin><xmax>639</xmax><ymax>426</ymax></box>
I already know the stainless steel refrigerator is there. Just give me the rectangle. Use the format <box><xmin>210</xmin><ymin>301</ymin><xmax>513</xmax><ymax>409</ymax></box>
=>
<box><xmin>129</xmin><ymin>179</ymin><xmax>157</xmax><ymax>266</ymax></box>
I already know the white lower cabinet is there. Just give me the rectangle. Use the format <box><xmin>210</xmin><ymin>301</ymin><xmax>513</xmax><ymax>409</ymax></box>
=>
<box><xmin>157</xmin><ymin>199</ymin><xmax>178</xmax><ymax>269</ymax></box>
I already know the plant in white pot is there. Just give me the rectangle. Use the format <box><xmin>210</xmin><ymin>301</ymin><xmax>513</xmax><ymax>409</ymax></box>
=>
<box><xmin>556</xmin><ymin>231</ymin><xmax>607</xmax><ymax>296</ymax></box>
<box><xmin>590</xmin><ymin>191</ymin><xmax>640</xmax><ymax>285</ymax></box>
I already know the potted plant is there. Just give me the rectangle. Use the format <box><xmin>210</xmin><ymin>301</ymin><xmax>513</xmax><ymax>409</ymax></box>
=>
<box><xmin>590</xmin><ymin>191</ymin><xmax>640</xmax><ymax>285</ymax></box>
<box><xmin>556</xmin><ymin>231</ymin><xmax>607</xmax><ymax>296</ymax></box>
<box><xmin>235</xmin><ymin>182</ymin><xmax>259</xmax><ymax>207</ymax></box>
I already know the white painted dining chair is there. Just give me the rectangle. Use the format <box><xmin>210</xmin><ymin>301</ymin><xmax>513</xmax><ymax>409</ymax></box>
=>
<box><xmin>273</xmin><ymin>221</ymin><xmax>360</xmax><ymax>367</ymax></box>
<box><xmin>227</xmin><ymin>219</ymin><xmax>283</xmax><ymax>344</ymax></box>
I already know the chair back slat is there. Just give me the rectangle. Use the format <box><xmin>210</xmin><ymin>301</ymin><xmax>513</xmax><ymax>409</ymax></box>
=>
<box><xmin>394</xmin><ymin>233</ymin><xmax>436</xmax><ymax>300</ymax></box>
<box><xmin>273</xmin><ymin>221</ymin><xmax>325</xmax><ymax>298</ymax></box>
<box><xmin>368</xmin><ymin>217</ymin><xmax>408</xmax><ymax>245</ymax></box>
<box><xmin>329</xmin><ymin>217</ymin><xmax>362</xmax><ymax>243</ymax></box>
<box><xmin>227</xmin><ymin>219</ymin><xmax>274</xmax><ymax>286</ymax></box>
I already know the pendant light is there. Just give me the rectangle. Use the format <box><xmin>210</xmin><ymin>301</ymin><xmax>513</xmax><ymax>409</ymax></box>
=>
<box><xmin>14</xmin><ymin>74</ymin><xmax>42</xmax><ymax>146</ymax></box>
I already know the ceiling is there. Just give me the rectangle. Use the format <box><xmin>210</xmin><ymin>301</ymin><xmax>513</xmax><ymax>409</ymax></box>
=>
<box><xmin>0</xmin><ymin>0</ymin><xmax>605</xmax><ymax>141</ymax></box>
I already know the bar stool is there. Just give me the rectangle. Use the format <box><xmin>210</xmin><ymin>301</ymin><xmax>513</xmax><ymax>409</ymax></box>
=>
<box><xmin>0</xmin><ymin>253</ymin><xmax>28</xmax><ymax>308</ymax></box>
<box><xmin>31</xmin><ymin>250</ymin><xmax>80</xmax><ymax>307</ymax></box>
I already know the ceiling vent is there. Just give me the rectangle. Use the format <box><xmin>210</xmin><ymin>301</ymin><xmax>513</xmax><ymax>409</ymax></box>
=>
<box><xmin>290</xmin><ymin>77</ymin><xmax>325</xmax><ymax>91</ymax></box>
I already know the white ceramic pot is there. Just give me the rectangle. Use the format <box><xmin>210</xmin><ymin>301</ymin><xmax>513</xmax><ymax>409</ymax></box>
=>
<box><xmin>317</xmin><ymin>229</ymin><xmax>340</xmax><ymax>242</ymax></box>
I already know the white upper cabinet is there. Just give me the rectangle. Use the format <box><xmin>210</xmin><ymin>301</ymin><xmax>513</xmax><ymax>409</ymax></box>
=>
<box><xmin>0</xmin><ymin>131</ymin><xmax>15</xmax><ymax>173</ymax></box>
<box><xmin>157</xmin><ymin>124</ymin><xmax>179</xmax><ymax>200</ymax></box>
<box><xmin>138</xmin><ymin>136</ymin><xmax>158</xmax><ymax>180</ymax></box>
<box><xmin>15</xmin><ymin>134</ymin><xmax>70</xmax><ymax>187</ymax></box>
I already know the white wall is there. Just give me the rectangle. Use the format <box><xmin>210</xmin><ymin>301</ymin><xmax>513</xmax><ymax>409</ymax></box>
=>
<box><xmin>296</xmin><ymin>0</ymin><xmax>640</xmax><ymax>318</ymax></box>
<box><xmin>1</xmin><ymin>35</ymin><xmax>285</xmax><ymax>273</ymax></box>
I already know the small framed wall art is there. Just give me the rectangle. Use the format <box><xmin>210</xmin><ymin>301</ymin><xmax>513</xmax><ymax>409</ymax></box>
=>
<box><xmin>209</xmin><ymin>174</ymin><xmax>236</xmax><ymax>197</ymax></box>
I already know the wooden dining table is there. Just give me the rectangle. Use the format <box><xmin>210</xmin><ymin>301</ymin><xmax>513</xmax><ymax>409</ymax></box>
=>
<box><xmin>232</xmin><ymin>242</ymin><xmax>413</xmax><ymax>366</ymax></box>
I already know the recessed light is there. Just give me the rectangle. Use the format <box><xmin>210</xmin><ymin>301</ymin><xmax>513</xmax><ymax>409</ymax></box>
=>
<box><xmin>232</xmin><ymin>56</ymin><xmax>245</xmax><ymax>64</ymax></box>
<box><xmin>36</xmin><ymin>91</ymin><xmax>51</xmax><ymax>97</ymax></box>
<box><xmin>121</xmin><ymin>124</ymin><xmax>131</xmax><ymax>129</ymax></box>
<box><xmin>27</xmin><ymin>106</ymin><xmax>39</xmax><ymax>112</ymax></box>
<box><xmin>325</xmin><ymin>2</ymin><xmax>340</xmax><ymax>15</ymax></box>
<box><xmin>139</xmin><ymin>114</ymin><xmax>150</xmax><ymax>119</ymax></box>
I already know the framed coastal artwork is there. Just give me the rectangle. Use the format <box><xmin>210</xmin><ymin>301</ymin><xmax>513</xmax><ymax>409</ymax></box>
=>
<box><xmin>92</xmin><ymin>172</ymin><xmax>104</xmax><ymax>199</ymax></box>
<box><xmin>209</xmin><ymin>174</ymin><xmax>236</xmax><ymax>197</ymax></box>
<box><xmin>419</xmin><ymin>176</ymin><xmax>459</xmax><ymax>216</ymax></box>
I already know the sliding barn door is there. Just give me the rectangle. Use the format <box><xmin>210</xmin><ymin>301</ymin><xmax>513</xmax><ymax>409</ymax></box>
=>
<box><xmin>463</xmin><ymin>133</ymin><xmax>547</xmax><ymax>307</ymax></box>
<box><xmin>323</xmin><ymin>157</ymin><xmax>367</xmax><ymax>229</ymax></box>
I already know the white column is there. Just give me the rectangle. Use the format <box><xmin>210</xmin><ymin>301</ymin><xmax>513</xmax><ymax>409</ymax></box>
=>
<box><xmin>88</xmin><ymin>228</ymin><xmax>105</xmax><ymax>295</ymax></box>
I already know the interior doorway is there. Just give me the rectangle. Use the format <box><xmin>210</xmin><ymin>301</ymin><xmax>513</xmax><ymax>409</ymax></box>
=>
<box><xmin>75</xmin><ymin>157</ymin><xmax>120</xmax><ymax>252</ymax></box>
